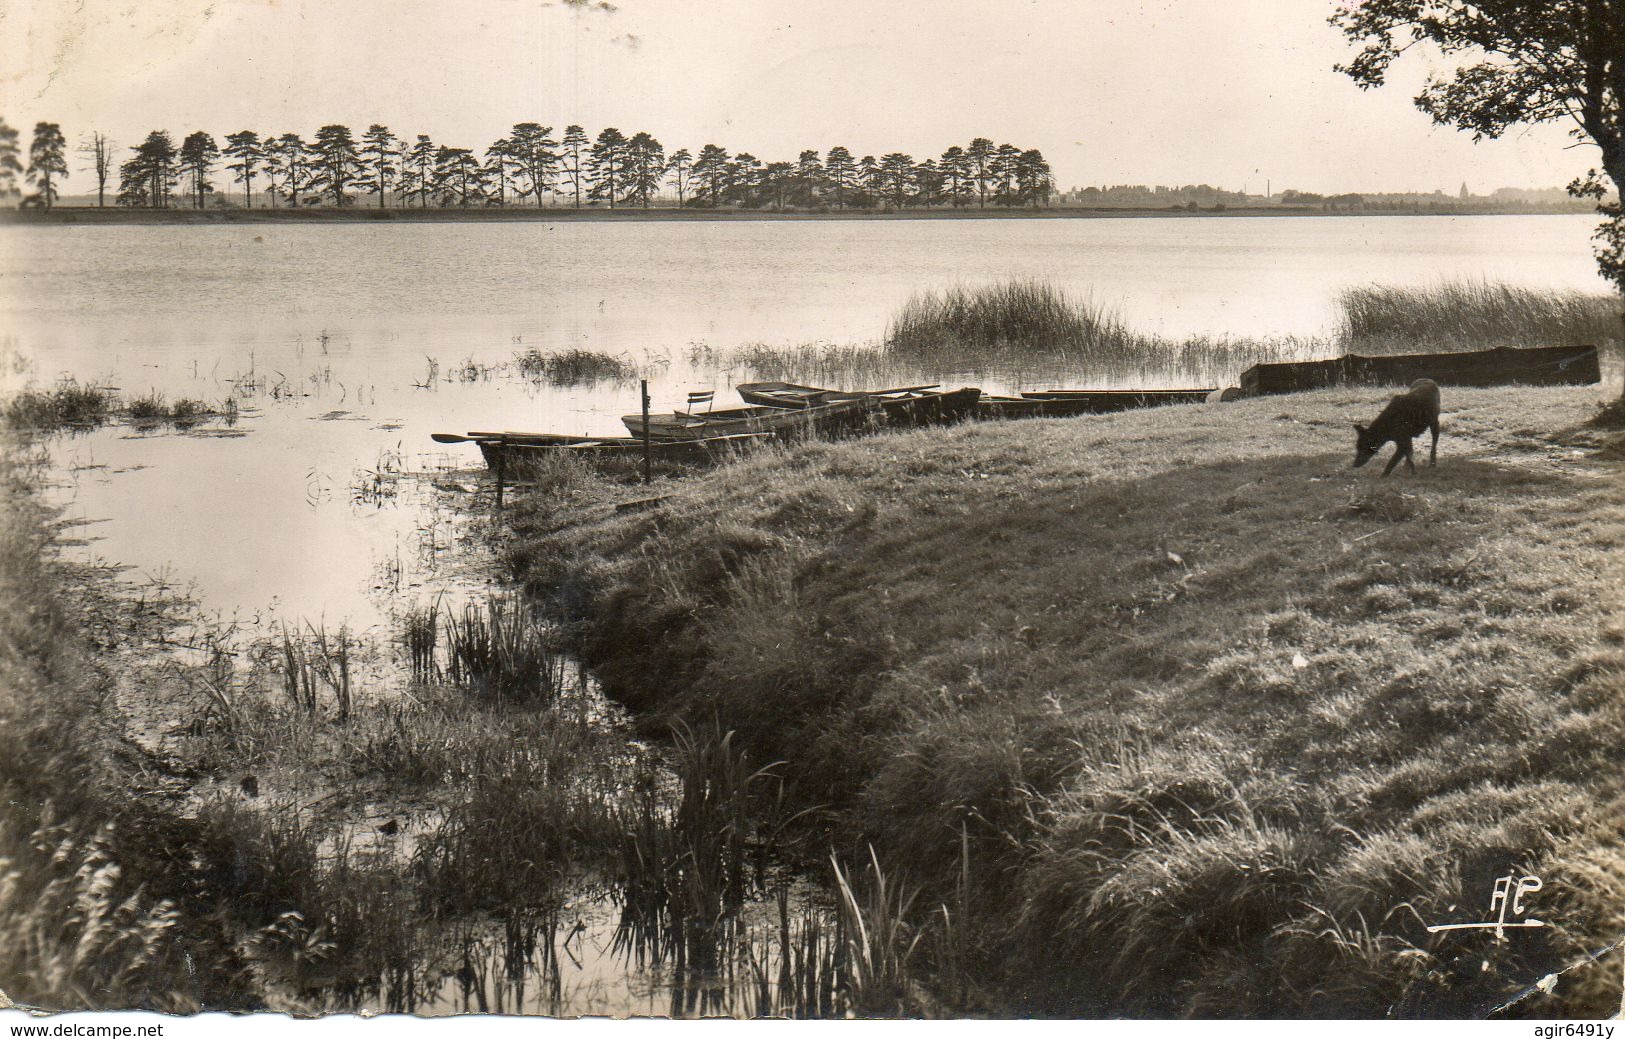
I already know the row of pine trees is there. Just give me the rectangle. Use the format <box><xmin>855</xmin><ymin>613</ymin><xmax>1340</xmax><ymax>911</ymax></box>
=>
<box><xmin>0</xmin><ymin>116</ymin><xmax>1054</xmax><ymax>212</ymax></box>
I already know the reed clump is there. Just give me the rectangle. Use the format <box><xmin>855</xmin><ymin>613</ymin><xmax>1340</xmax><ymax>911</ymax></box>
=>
<box><xmin>515</xmin><ymin>347</ymin><xmax>637</xmax><ymax>385</ymax></box>
<box><xmin>278</xmin><ymin>622</ymin><xmax>354</xmax><ymax>721</ymax></box>
<box><xmin>3</xmin><ymin>379</ymin><xmax>112</xmax><ymax>431</ymax></box>
<box><xmin>885</xmin><ymin>280</ymin><xmax>1152</xmax><ymax>366</ymax></box>
<box><xmin>613</xmin><ymin>723</ymin><xmax>784</xmax><ymax>976</ymax></box>
<box><xmin>1336</xmin><ymin>279</ymin><xmax>1622</xmax><ymax>354</ymax></box>
<box><xmin>443</xmin><ymin>595</ymin><xmax>567</xmax><ymax>703</ymax></box>
<box><xmin>401</xmin><ymin>600</ymin><xmax>440</xmax><ymax>680</ymax></box>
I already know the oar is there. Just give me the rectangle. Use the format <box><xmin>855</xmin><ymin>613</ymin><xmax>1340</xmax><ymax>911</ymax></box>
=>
<box><xmin>431</xmin><ymin>432</ymin><xmax>491</xmax><ymax>444</ymax></box>
<box><xmin>868</xmin><ymin>382</ymin><xmax>941</xmax><ymax>396</ymax></box>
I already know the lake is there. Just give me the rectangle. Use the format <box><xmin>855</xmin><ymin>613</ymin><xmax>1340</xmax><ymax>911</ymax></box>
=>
<box><xmin>0</xmin><ymin>212</ymin><xmax>1608</xmax><ymax>627</ymax></box>
<box><xmin>2</xmin><ymin>211</ymin><xmax>1615</xmax><ymax>1016</ymax></box>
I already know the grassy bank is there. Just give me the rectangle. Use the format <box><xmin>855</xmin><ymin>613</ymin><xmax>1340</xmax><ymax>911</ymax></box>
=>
<box><xmin>508</xmin><ymin>384</ymin><xmax>1625</xmax><ymax>1016</ymax></box>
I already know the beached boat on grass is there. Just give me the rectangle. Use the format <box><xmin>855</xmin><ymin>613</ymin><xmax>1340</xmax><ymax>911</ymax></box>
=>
<box><xmin>976</xmin><ymin>388</ymin><xmax>1216</xmax><ymax>419</ymax></box>
<box><xmin>732</xmin><ymin>382</ymin><xmax>983</xmax><ymax>427</ymax></box>
<box><xmin>430</xmin><ymin>430</ymin><xmax>775</xmax><ymax>475</ymax></box>
<box><xmin>1019</xmin><ymin>388</ymin><xmax>1217</xmax><ymax>412</ymax></box>
<box><xmin>621</xmin><ymin>396</ymin><xmax>875</xmax><ymax>441</ymax></box>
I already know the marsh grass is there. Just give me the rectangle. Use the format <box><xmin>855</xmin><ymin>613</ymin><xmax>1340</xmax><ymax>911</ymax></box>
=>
<box><xmin>831</xmin><ymin>847</ymin><xmax>928</xmax><ymax>1016</ymax></box>
<box><xmin>0</xmin><ymin>819</ymin><xmax>192</xmax><ymax>1012</ymax></box>
<box><xmin>515</xmin><ymin>347</ymin><xmax>637</xmax><ymax>385</ymax></box>
<box><xmin>724</xmin><ymin>278</ymin><xmax>1622</xmax><ymax>394</ymax></box>
<box><xmin>443</xmin><ymin>596</ymin><xmax>566</xmax><ymax>703</ymax></box>
<box><xmin>1337</xmin><ymin>279</ymin><xmax>1622</xmax><ymax>354</ymax></box>
<box><xmin>279</xmin><ymin>622</ymin><xmax>353</xmax><ymax>720</ymax></box>
<box><xmin>0</xmin><ymin>449</ymin><xmax>264</xmax><ymax>1011</ymax></box>
<box><xmin>401</xmin><ymin>600</ymin><xmax>441</xmax><ymax>680</ymax></box>
<box><xmin>887</xmin><ymin>280</ymin><xmax>1151</xmax><ymax>366</ymax></box>
<box><xmin>3</xmin><ymin>379</ymin><xmax>112</xmax><ymax>431</ymax></box>
<box><xmin>613</xmin><ymin>723</ymin><xmax>781</xmax><ymax>972</ymax></box>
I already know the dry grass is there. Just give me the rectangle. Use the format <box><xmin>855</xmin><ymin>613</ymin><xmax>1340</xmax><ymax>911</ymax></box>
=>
<box><xmin>512</xmin><ymin>383</ymin><xmax>1625</xmax><ymax>1017</ymax></box>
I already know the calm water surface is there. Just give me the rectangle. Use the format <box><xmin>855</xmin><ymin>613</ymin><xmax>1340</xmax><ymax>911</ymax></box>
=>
<box><xmin>0</xmin><ymin>213</ymin><xmax>1606</xmax><ymax>625</ymax></box>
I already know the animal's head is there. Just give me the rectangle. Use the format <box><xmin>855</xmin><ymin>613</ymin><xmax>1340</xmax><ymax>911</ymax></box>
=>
<box><xmin>1352</xmin><ymin>424</ymin><xmax>1381</xmax><ymax>468</ymax></box>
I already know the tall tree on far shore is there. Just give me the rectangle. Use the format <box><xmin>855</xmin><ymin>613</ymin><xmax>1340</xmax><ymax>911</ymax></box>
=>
<box><xmin>78</xmin><ymin>132</ymin><xmax>113</xmax><ymax>207</ymax></box>
<box><xmin>405</xmin><ymin>135</ymin><xmax>436</xmax><ymax>208</ymax></box>
<box><xmin>1015</xmin><ymin>148</ymin><xmax>1053</xmax><ymax>207</ymax></box>
<box><xmin>728</xmin><ymin>152</ymin><xmax>762</xmax><ymax>205</ymax></box>
<box><xmin>913</xmin><ymin>158</ymin><xmax>943</xmax><ymax>208</ymax></box>
<box><xmin>508</xmin><ymin>122</ymin><xmax>557</xmax><ymax>206</ymax></box>
<box><xmin>360</xmin><ymin>125</ymin><xmax>399</xmax><ymax>207</ymax></box>
<box><xmin>858</xmin><ymin>154</ymin><xmax>882</xmax><ymax>208</ymax></box>
<box><xmin>794</xmin><ymin>149</ymin><xmax>823</xmax><ymax>208</ymax></box>
<box><xmin>0</xmin><ymin>119</ymin><xmax>23</xmax><ymax>200</ymax></box>
<box><xmin>484</xmin><ymin>137</ymin><xmax>514</xmax><ymax>205</ymax></box>
<box><xmin>27</xmin><ymin>123</ymin><xmax>68</xmax><ymax>209</ymax></box>
<box><xmin>433</xmin><ymin>146</ymin><xmax>483</xmax><ymax>206</ymax></box>
<box><xmin>762</xmin><ymin>160</ymin><xmax>793</xmax><ymax>209</ymax></box>
<box><xmin>940</xmin><ymin>145</ymin><xmax>970</xmax><ymax>207</ymax></box>
<box><xmin>265</xmin><ymin>133</ymin><xmax>314</xmax><ymax>206</ymax></box>
<box><xmin>693</xmin><ymin>143</ymin><xmax>729</xmax><ymax>206</ymax></box>
<box><xmin>309</xmin><ymin>124</ymin><xmax>362</xmax><ymax>206</ymax></box>
<box><xmin>624</xmin><ymin>131</ymin><xmax>665</xmax><ymax>207</ymax></box>
<box><xmin>877</xmin><ymin>153</ymin><xmax>914</xmax><ymax>209</ymax></box>
<box><xmin>824</xmin><ymin>146</ymin><xmax>854</xmax><ymax>210</ymax></box>
<box><xmin>966</xmin><ymin>137</ymin><xmax>994</xmax><ymax>208</ymax></box>
<box><xmin>992</xmin><ymin>143</ymin><xmax>1021</xmax><ymax>206</ymax></box>
<box><xmin>587</xmin><ymin>127</ymin><xmax>628</xmax><ymax>208</ymax></box>
<box><xmin>561</xmin><ymin>125</ymin><xmax>588</xmax><ymax>208</ymax></box>
<box><xmin>179</xmin><ymin>131</ymin><xmax>220</xmax><ymax>209</ymax></box>
<box><xmin>118</xmin><ymin>131</ymin><xmax>178</xmax><ymax>208</ymax></box>
<box><xmin>666</xmin><ymin>147</ymin><xmax>692</xmax><ymax>206</ymax></box>
<box><xmin>223</xmin><ymin>131</ymin><xmax>264</xmax><ymax>208</ymax></box>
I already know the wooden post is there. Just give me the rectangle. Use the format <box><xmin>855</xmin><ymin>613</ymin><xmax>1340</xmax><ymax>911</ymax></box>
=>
<box><xmin>494</xmin><ymin>436</ymin><xmax>506</xmax><ymax>509</ymax></box>
<box><xmin>641</xmin><ymin>379</ymin><xmax>652</xmax><ymax>485</ymax></box>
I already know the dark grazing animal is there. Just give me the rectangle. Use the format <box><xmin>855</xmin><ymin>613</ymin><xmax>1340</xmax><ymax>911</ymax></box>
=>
<box><xmin>1352</xmin><ymin>379</ymin><xmax>1440</xmax><ymax>476</ymax></box>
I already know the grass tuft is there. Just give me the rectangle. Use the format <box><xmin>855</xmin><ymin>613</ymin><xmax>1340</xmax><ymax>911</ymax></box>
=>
<box><xmin>515</xmin><ymin>347</ymin><xmax>637</xmax><ymax>385</ymax></box>
<box><xmin>3</xmin><ymin>379</ymin><xmax>112</xmax><ymax>431</ymax></box>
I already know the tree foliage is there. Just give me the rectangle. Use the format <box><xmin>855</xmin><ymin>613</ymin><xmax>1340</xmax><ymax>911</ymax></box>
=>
<box><xmin>117</xmin><ymin>131</ymin><xmax>177</xmax><ymax>208</ymax></box>
<box><xmin>1333</xmin><ymin>1</ymin><xmax>1625</xmax><ymax>292</ymax></box>
<box><xmin>223</xmin><ymin>131</ymin><xmax>263</xmax><ymax>208</ymax></box>
<box><xmin>6</xmin><ymin>116</ymin><xmax>1054</xmax><ymax>214</ymax></box>
<box><xmin>26</xmin><ymin>123</ymin><xmax>68</xmax><ymax>209</ymax></box>
<box><xmin>0</xmin><ymin>119</ymin><xmax>24</xmax><ymax>198</ymax></box>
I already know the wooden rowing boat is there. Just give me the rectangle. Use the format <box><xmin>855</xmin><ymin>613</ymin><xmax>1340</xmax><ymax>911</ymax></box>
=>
<box><xmin>621</xmin><ymin>396</ymin><xmax>874</xmax><ymax>441</ymax></box>
<box><xmin>734</xmin><ymin>381</ymin><xmax>942</xmax><ymax>406</ymax></box>
<box><xmin>977</xmin><ymin>388</ymin><xmax>1216</xmax><ymax>419</ymax></box>
<box><xmin>473</xmin><ymin>432</ymin><xmax>773</xmax><ymax>475</ymax></box>
<box><xmin>1238</xmin><ymin>345</ymin><xmax>1600</xmax><ymax>397</ymax></box>
<box><xmin>1018</xmin><ymin>388</ymin><xmax>1217</xmax><ymax>413</ymax></box>
<box><xmin>431</xmin><ymin>429</ymin><xmax>774</xmax><ymax>473</ymax></box>
<box><xmin>732</xmin><ymin>383</ymin><xmax>983</xmax><ymax>428</ymax></box>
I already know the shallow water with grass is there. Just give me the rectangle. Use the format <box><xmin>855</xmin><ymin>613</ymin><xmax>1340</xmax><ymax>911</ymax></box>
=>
<box><xmin>2</xmin><ymin>214</ymin><xmax>1622</xmax><ymax>1017</ymax></box>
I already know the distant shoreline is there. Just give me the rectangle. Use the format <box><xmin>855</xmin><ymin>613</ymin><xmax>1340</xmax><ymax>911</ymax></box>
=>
<box><xmin>0</xmin><ymin>204</ymin><xmax>1596</xmax><ymax>226</ymax></box>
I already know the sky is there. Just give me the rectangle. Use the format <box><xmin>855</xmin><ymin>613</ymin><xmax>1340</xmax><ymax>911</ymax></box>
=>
<box><xmin>0</xmin><ymin>0</ymin><xmax>1597</xmax><ymax>196</ymax></box>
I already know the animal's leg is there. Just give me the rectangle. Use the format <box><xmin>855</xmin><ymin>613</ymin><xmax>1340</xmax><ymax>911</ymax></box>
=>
<box><xmin>1381</xmin><ymin>441</ymin><xmax>1405</xmax><ymax>477</ymax></box>
<box><xmin>1429</xmin><ymin>420</ymin><xmax>1439</xmax><ymax>465</ymax></box>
